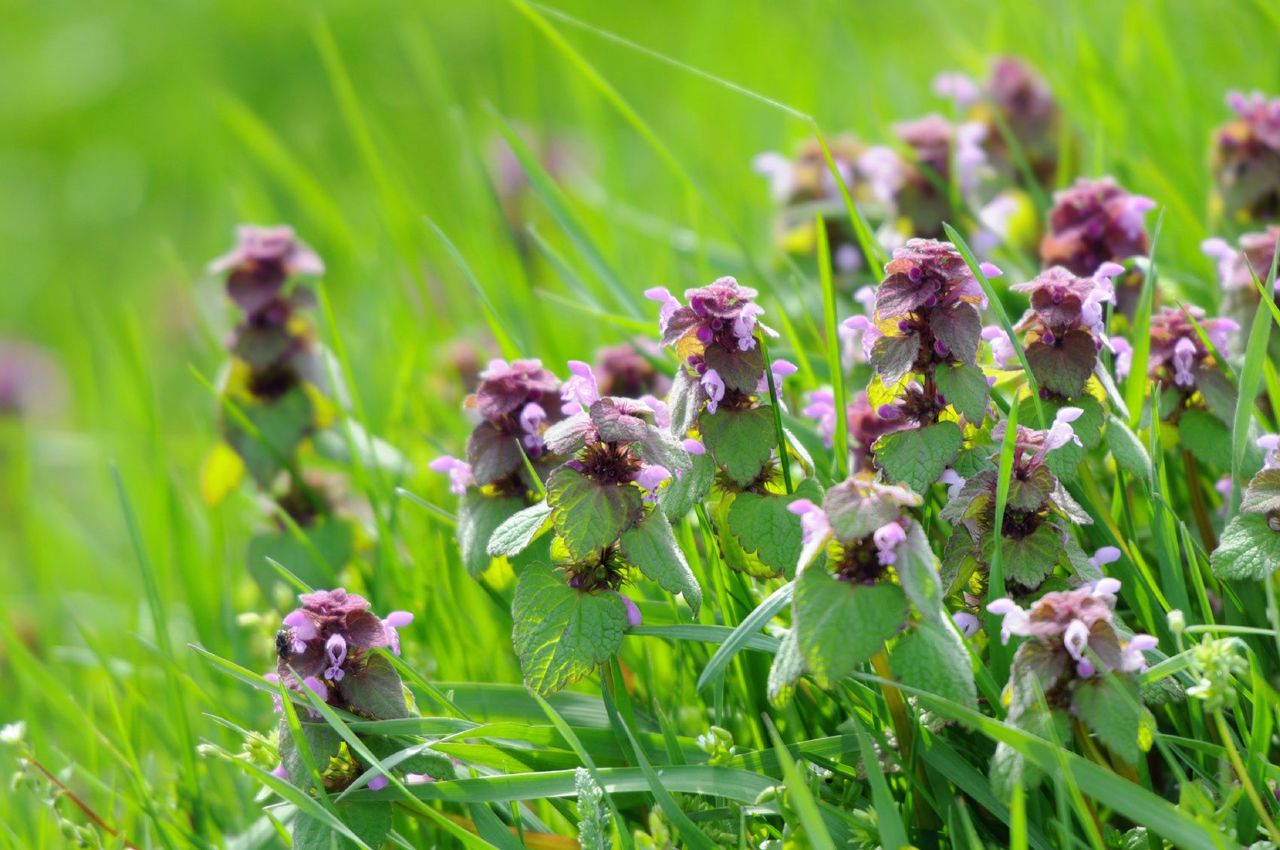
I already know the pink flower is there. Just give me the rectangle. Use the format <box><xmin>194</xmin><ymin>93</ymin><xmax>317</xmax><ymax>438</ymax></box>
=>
<box><xmin>872</xmin><ymin>521</ymin><xmax>907</xmax><ymax>566</ymax></box>
<box><xmin>620</xmin><ymin>595</ymin><xmax>643</xmax><ymax>628</ymax></box>
<box><xmin>429</xmin><ymin>456</ymin><xmax>475</xmax><ymax>496</ymax></box>
<box><xmin>561</xmin><ymin>360</ymin><xmax>600</xmax><ymax>414</ymax></box>
<box><xmin>701</xmin><ymin>369</ymin><xmax>726</xmax><ymax>414</ymax></box>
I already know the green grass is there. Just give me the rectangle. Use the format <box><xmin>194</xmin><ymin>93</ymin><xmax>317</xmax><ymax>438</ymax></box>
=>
<box><xmin>3</xmin><ymin>0</ymin><xmax>1280</xmax><ymax>847</ymax></box>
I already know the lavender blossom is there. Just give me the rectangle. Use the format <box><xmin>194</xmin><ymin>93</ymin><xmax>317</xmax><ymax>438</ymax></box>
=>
<box><xmin>463</xmin><ymin>358</ymin><xmax>563</xmax><ymax>489</ymax></box>
<box><xmin>1147</xmin><ymin>306</ymin><xmax>1238</xmax><ymax>393</ymax></box>
<box><xmin>429</xmin><ymin>456</ymin><xmax>475</xmax><ymax>496</ymax></box>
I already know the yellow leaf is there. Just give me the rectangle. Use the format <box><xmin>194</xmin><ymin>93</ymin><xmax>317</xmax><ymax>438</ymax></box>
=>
<box><xmin>301</xmin><ymin>381</ymin><xmax>338</xmax><ymax>430</ymax></box>
<box><xmin>200</xmin><ymin>441</ymin><xmax>245</xmax><ymax>506</ymax></box>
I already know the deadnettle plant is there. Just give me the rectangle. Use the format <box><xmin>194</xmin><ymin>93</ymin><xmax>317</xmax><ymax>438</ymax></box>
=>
<box><xmin>489</xmin><ymin>365</ymin><xmax>701</xmax><ymax>696</ymax></box>
<box><xmin>1211</xmin><ymin>90</ymin><xmax>1280</xmax><ymax>223</ymax></box>
<box><xmin>940</xmin><ymin>410</ymin><xmax>1098</xmax><ymax>593</ymax></box>
<box><xmin>1146</xmin><ymin>306</ymin><xmax>1238</xmax><ymax>416</ymax></box>
<box><xmin>1010</xmin><ymin>263</ymin><xmax>1124</xmax><ymax>400</ymax></box>
<box><xmin>430</xmin><ymin>358</ymin><xmax>564</xmax><ymax>576</ymax></box>
<box><xmin>1040</xmin><ymin>177</ymin><xmax>1154</xmax><ymax>278</ymax></box>
<box><xmin>769</xmin><ymin>475</ymin><xmax>977</xmax><ymax>710</ymax></box>
<box><xmin>867</xmin><ymin>239</ymin><xmax>999</xmax><ymax>493</ymax></box>
<box><xmin>891</xmin><ymin>115</ymin><xmax>990</xmax><ymax>239</ymax></box>
<box><xmin>988</xmin><ymin>579</ymin><xmax>1157</xmax><ymax>795</ymax></box>
<box><xmin>802</xmin><ymin>390</ymin><xmax>908</xmax><ymax>474</ymax></box>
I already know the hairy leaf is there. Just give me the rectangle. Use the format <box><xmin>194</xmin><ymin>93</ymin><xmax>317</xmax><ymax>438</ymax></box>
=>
<box><xmin>512</xmin><ymin>564</ymin><xmax>627</xmax><ymax>696</ymax></box>
<box><xmin>547</xmin><ymin>467</ymin><xmax>641</xmax><ymax>559</ymax></box>
<box><xmin>794</xmin><ymin>567</ymin><xmax>907</xmax><ymax>687</ymax></box>
<box><xmin>1178</xmin><ymin>408</ymin><xmax>1232</xmax><ymax>470</ymax></box>
<box><xmin>890</xmin><ymin>622</ymin><xmax>977</xmax><ymax>710</ymax></box>
<box><xmin>700</xmin><ymin>405</ymin><xmax>776</xmax><ymax>487</ymax></box>
<box><xmin>488</xmin><ymin>500</ymin><xmax>552</xmax><ymax>557</ymax></box>
<box><xmin>1211</xmin><ymin>513</ymin><xmax>1280</xmax><ymax>580</ymax></box>
<box><xmin>929</xmin><ymin>301</ymin><xmax>982</xmax><ymax>364</ymax></box>
<box><xmin>458</xmin><ymin>491</ymin><xmax>524</xmax><ymax>576</ymax></box>
<box><xmin>871</xmin><ymin>333</ymin><xmax>920</xmax><ymax>385</ymax></box>
<box><xmin>293</xmin><ymin>801</ymin><xmax>392</xmax><ymax>850</ymax></box>
<box><xmin>935</xmin><ymin>361</ymin><xmax>990</xmax><ymax>422</ymax></box>
<box><xmin>1073</xmin><ymin>673</ymin><xmax>1141</xmax><ymax>765</ymax></box>
<box><xmin>1242</xmin><ymin>469</ymin><xmax>1280</xmax><ymax>515</ymax></box>
<box><xmin>339</xmin><ymin>653</ymin><xmax>409</xmax><ymax>720</ymax></box>
<box><xmin>619</xmin><ymin>511</ymin><xmax>702</xmax><ymax>614</ymax></box>
<box><xmin>704</xmin><ymin>343</ymin><xmax>764</xmax><ymax>394</ymax></box>
<box><xmin>874</xmin><ymin>421</ymin><xmax>962</xmax><ymax>495</ymax></box>
<box><xmin>1025</xmin><ymin>330</ymin><xmax>1095</xmax><ymax>399</ymax></box>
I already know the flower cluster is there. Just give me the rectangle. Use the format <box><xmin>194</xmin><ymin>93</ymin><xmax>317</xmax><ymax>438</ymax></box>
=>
<box><xmin>1010</xmin><ymin>263</ymin><xmax>1124</xmax><ymax>399</ymax></box>
<box><xmin>802</xmin><ymin>390</ymin><xmax>908</xmax><ymax>473</ymax></box>
<box><xmin>432</xmin><ymin>358</ymin><xmax>562</xmax><ymax>497</ymax></box>
<box><xmin>273</xmin><ymin>588</ymin><xmax>412</xmax><ymax>717</ymax></box>
<box><xmin>941</xmin><ymin>409</ymin><xmax>1094</xmax><ymax>591</ymax></box>
<box><xmin>869</xmin><ymin>239</ymin><xmax>995</xmax><ymax>418</ymax></box>
<box><xmin>1040</xmin><ymin>177</ymin><xmax>1154</xmax><ymax>277</ymax></box>
<box><xmin>1212</xmin><ymin>90</ymin><xmax>1280</xmax><ymax>223</ymax></box>
<box><xmin>1203</xmin><ymin>226</ymin><xmax>1280</xmax><ymax>351</ymax></box>
<box><xmin>788</xmin><ymin>475</ymin><xmax>922</xmax><ymax>581</ymax></box>
<box><xmin>891</xmin><ymin>115</ymin><xmax>990</xmax><ymax>238</ymax></box>
<box><xmin>1146</xmin><ymin>306</ymin><xmax>1237</xmax><ymax>393</ymax></box>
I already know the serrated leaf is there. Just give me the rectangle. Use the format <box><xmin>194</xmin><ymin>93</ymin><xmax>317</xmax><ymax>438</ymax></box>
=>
<box><xmin>794</xmin><ymin>567</ymin><xmax>907</xmax><ymax>687</ymax></box>
<box><xmin>935</xmin><ymin>362</ymin><xmax>990</xmax><ymax>422</ymax></box>
<box><xmin>700</xmin><ymin>405</ymin><xmax>776</xmax><ymax>487</ymax></box>
<box><xmin>871</xmin><ymin>333</ymin><xmax>920</xmax><ymax>385</ymax></box>
<box><xmin>890</xmin><ymin>622</ymin><xmax>976</xmax><ymax>710</ymax></box>
<box><xmin>929</xmin><ymin>301</ymin><xmax>982</xmax><ymax>364</ymax></box>
<box><xmin>1242</xmin><ymin>469</ymin><xmax>1280</xmax><ymax>515</ymax></box>
<box><xmin>338</xmin><ymin>653</ymin><xmax>409</xmax><ymax>720</ymax></box>
<box><xmin>280</xmin><ymin>721</ymin><xmax>343</xmax><ymax>787</ymax></box>
<box><xmin>512</xmin><ymin>563</ymin><xmax>627</xmax><ymax>696</ymax></box>
<box><xmin>1211</xmin><ymin>513</ymin><xmax>1280</xmax><ymax>580</ymax></box>
<box><xmin>1178</xmin><ymin>409</ymin><xmax>1233</xmax><ymax>470</ymax></box>
<box><xmin>873</xmin><ymin>422</ymin><xmax>962</xmax><ymax>495</ymax></box>
<box><xmin>822</xmin><ymin>478</ymin><xmax>920</xmax><ymax>541</ymax></box>
<box><xmin>990</xmin><ymin>706</ymin><xmax>1068</xmax><ymax>801</ymax></box>
<box><xmin>457</xmin><ymin>492</ymin><xmax>524</xmax><ymax>577</ymax></box>
<box><xmin>547</xmin><ymin>467</ymin><xmax>641</xmax><ymax>559</ymax></box>
<box><xmin>1007</xmin><ymin>639</ymin><xmax>1069</xmax><ymax>714</ymax></box>
<box><xmin>727</xmin><ymin>491</ymin><xmax>803</xmax><ymax>578</ymax></box>
<box><xmin>488</xmin><ymin>500</ymin><xmax>552</xmax><ymax>557</ymax></box>
<box><xmin>543</xmin><ymin>414</ymin><xmax>593</xmax><ymax>456</ymax></box>
<box><xmin>985</xmin><ymin>522</ymin><xmax>1062</xmax><ymax>588</ymax></box>
<box><xmin>666</xmin><ymin>368</ymin><xmax>700</xmax><ymax>437</ymax></box>
<box><xmin>590</xmin><ymin>397</ymin><xmax>650</xmax><ymax>443</ymax></box>
<box><xmin>704</xmin><ymin>342</ymin><xmax>764</xmax><ymax>394</ymax></box>
<box><xmin>1106</xmin><ymin>415</ymin><xmax>1151</xmax><ymax>481</ymax></box>
<box><xmin>619</xmin><ymin>511</ymin><xmax>702</xmax><ymax>614</ymax></box>
<box><xmin>1025</xmin><ymin>330</ymin><xmax>1095</xmax><ymax>399</ymax></box>
<box><xmin>1072</xmin><ymin>673</ymin><xmax>1141</xmax><ymax>765</ymax></box>
<box><xmin>293</xmin><ymin>802</ymin><xmax>393</xmax><ymax>850</ymax></box>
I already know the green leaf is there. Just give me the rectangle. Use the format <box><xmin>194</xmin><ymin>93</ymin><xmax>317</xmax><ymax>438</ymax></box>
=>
<box><xmin>1072</xmin><ymin>673</ymin><xmax>1141</xmax><ymax>765</ymax></box>
<box><xmin>871</xmin><ymin>332</ymin><xmax>920</xmax><ymax>385</ymax></box>
<box><xmin>487</xmin><ymin>500</ymin><xmax>552</xmax><ymax>557</ymax></box>
<box><xmin>1211</xmin><ymin>513</ymin><xmax>1280</xmax><ymax>580</ymax></box>
<box><xmin>338</xmin><ymin>653</ymin><xmax>409</xmax><ymax>720</ymax></box>
<box><xmin>935</xmin><ymin>361</ymin><xmax>990</xmax><ymax>422</ymax></box>
<box><xmin>1105</xmin><ymin>415</ymin><xmax>1151</xmax><ymax>481</ymax></box>
<box><xmin>224</xmin><ymin>386</ymin><xmax>314</xmax><ymax>486</ymax></box>
<box><xmin>985</xmin><ymin>522</ymin><xmax>1062</xmax><ymax>588</ymax></box>
<box><xmin>279</xmin><ymin>721</ymin><xmax>343</xmax><ymax>787</ymax></box>
<box><xmin>700</xmin><ymin>405</ymin><xmax>776</xmax><ymax>487</ymax></box>
<box><xmin>512</xmin><ymin>564</ymin><xmax>627</xmax><ymax>696</ymax></box>
<box><xmin>726</xmin><ymin>491</ymin><xmax>803</xmax><ymax>578</ymax></box>
<box><xmin>293</xmin><ymin>802</ymin><xmax>393</xmax><ymax>850</ymax></box>
<box><xmin>466</xmin><ymin>422</ymin><xmax>524</xmax><ymax>485</ymax></box>
<box><xmin>890</xmin><ymin>622</ymin><xmax>977</xmax><ymax>710</ymax></box>
<box><xmin>457</xmin><ymin>492</ymin><xmax>524</xmax><ymax>577</ymax></box>
<box><xmin>619</xmin><ymin>511</ymin><xmax>702</xmax><ymax>614</ymax></box>
<box><xmin>547</xmin><ymin>467</ymin><xmax>641</xmax><ymax>559</ymax></box>
<box><xmin>658</xmin><ymin>450</ymin><xmax>714</xmax><ymax>520</ymax></box>
<box><xmin>873</xmin><ymin>421</ymin><xmax>962</xmax><ymax>495</ymax></box>
<box><xmin>1024</xmin><ymin>331</ymin><xmax>1095</xmax><ymax>399</ymax></box>
<box><xmin>704</xmin><ymin>342</ymin><xmax>764</xmax><ymax>394</ymax></box>
<box><xmin>823</xmin><ymin>478</ymin><xmax>919</xmax><ymax>541</ymax></box>
<box><xmin>895</xmin><ymin>521</ymin><xmax>944</xmax><ymax>622</ymax></box>
<box><xmin>1178</xmin><ymin>408</ymin><xmax>1233</xmax><ymax>471</ymax></box>
<box><xmin>666</xmin><ymin>368</ymin><xmax>700</xmax><ymax>437</ymax></box>
<box><xmin>794</xmin><ymin>567</ymin><xmax>907</xmax><ymax>687</ymax></box>
<box><xmin>930</xmin><ymin>301</ymin><xmax>983</xmax><ymax>364</ymax></box>
<box><xmin>1242</xmin><ymin>469</ymin><xmax>1280</xmax><ymax>515</ymax></box>
<box><xmin>767</xmin><ymin>628</ymin><xmax>807</xmax><ymax>707</ymax></box>
<box><xmin>990</xmin><ymin>706</ymin><xmax>1068</xmax><ymax>801</ymax></box>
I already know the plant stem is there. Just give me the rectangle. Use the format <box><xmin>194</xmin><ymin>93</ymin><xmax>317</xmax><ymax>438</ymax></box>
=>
<box><xmin>869</xmin><ymin>650</ymin><xmax>938</xmax><ymax>834</ymax></box>
<box><xmin>1214</xmin><ymin>711</ymin><xmax>1280</xmax><ymax>844</ymax></box>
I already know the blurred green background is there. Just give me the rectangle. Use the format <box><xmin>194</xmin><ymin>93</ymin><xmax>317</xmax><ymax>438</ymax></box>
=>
<box><xmin>1</xmin><ymin>0</ymin><xmax>1277</xmax><ymax>844</ymax></box>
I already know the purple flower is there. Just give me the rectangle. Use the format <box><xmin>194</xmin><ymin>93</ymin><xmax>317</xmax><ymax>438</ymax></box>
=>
<box><xmin>382</xmin><ymin>611</ymin><xmax>413</xmax><ymax>656</ymax></box>
<box><xmin>876</xmin><ymin>238</ymin><xmax>987</xmax><ymax>321</ymax></box>
<box><xmin>953</xmin><ymin>611</ymin><xmax>981</xmax><ymax>638</ymax></box>
<box><xmin>1147</xmin><ymin>306</ymin><xmax>1238</xmax><ymax>393</ymax></box>
<box><xmin>276</xmin><ymin>588</ymin><xmax>399</xmax><ymax>705</ymax></box>
<box><xmin>933</xmin><ymin>71</ymin><xmax>981</xmax><ymax>109</ymax></box>
<box><xmin>368</xmin><ymin>775</ymin><xmax>390</xmax><ymax>792</ymax></box>
<box><xmin>1213</xmin><ymin>91</ymin><xmax>1280</xmax><ymax>221</ymax></box>
<box><xmin>938</xmin><ymin>468</ymin><xmax>965</xmax><ymax>500</ymax></box>
<box><xmin>470</xmin><ymin>359</ymin><xmax>562</xmax><ymax>423</ymax></box>
<box><xmin>1110</xmin><ymin>336</ymin><xmax>1133</xmax><ymax>380</ymax></box>
<box><xmin>635</xmin><ymin>465</ymin><xmax>671</xmax><ymax>502</ymax></box>
<box><xmin>682</xmin><ymin>437</ymin><xmax>706</xmax><ymax>455</ymax></box>
<box><xmin>561</xmin><ymin>360</ymin><xmax>600</xmax><ymax>414</ymax></box>
<box><xmin>701</xmin><ymin>369</ymin><xmax>726</xmax><ymax>414</ymax></box>
<box><xmin>620</xmin><ymin>595</ymin><xmax>643</xmax><ymax>628</ymax></box>
<box><xmin>641</xmin><ymin>394</ymin><xmax>671</xmax><ymax>430</ymax></box>
<box><xmin>787</xmin><ymin>499</ymin><xmax>832</xmax><ymax>546</ymax></box>
<box><xmin>802</xmin><ymin>389</ymin><xmax>839</xmax><ymax>448</ymax></box>
<box><xmin>857</xmin><ymin>146</ymin><xmax>907</xmax><ymax>206</ymax></box>
<box><xmin>429</xmin><ymin>455</ymin><xmax>475</xmax><ymax>496</ymax></box>
<box><xmin>1040</xmin><ymin>177</ymin><xmax>1153</xmax><ymax>276</ymax></box>
<box><xmin>1088</xmin><ymin>546</ymin><xmax>1122</xmax><ymax>570</ymax></box>
<box><xmin>209</xmin><ymin>225</ymin><xmax>324</xmax><ymax>278</ymax></box>
<box><xmin>872</xmin><ymin>521</ymin><xmax>907</xmax><ymax>566</ymax></box>
<box><xmin>982</xmin><ymin>325</ymin><xmax>1018</xmax><ymax>369</ymax></box>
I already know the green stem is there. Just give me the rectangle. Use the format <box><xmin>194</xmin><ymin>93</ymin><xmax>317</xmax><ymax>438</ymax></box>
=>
<box><xmin>1215</xmin><ymin>711</ymin><xmax>1280</xmax><ymax>844</ymax></box>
